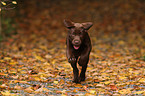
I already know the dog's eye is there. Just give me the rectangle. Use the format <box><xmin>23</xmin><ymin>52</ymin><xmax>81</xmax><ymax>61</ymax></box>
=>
<box><xmin>71</xmin><ymin>33</ymin><xmax>75</xmax><ymax>37</ymax></box>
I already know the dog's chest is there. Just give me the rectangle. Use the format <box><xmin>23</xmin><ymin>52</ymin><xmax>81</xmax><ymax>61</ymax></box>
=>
<box><xmin>72</xmin><ymin>44</ymin><xmax>86</xmax><ymax>56</ymax></box>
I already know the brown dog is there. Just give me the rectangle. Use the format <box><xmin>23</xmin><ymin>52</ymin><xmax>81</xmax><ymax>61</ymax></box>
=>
<box><xmin>64</xmin><ymin>19</ymin><xmax>93</xmax><ymax>83</ymax></box>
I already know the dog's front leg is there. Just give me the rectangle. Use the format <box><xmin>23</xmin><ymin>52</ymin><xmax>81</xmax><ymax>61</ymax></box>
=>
<box><xmin>78</xmin><ymin>46</ymin><xmax>91</xmax><ymax>81</ymax></box>
<box><xmin>67</xmin><ymin>52</ymin><xmax>79</xmax><ymax>83</ymax></box>
<box><xmin>70</xmin><ymin>59</ymin><xmax>79</xmax><ymax>83</ymax></box>
<box><xmin>67</xmin><ymin>41</ymin><xmax>79</xmax><ymax>83</ymax></box>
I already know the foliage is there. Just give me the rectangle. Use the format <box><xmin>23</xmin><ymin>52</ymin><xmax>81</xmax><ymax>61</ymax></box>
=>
<box><xmin>0</xmin><ymin>16</ymin><xmax>17</xmax><ymax>42</ymax></box>
<box><xmin>0</xmin><ymin>0</ymin><xmax>17</xmax><ymax>11</ymax></box>
<box><xmin>1</xmin><ymin>17</ymin><xmax>15</xmax><ymax>35</ymax></box>
<box><xmin>0</xmin><ymin>0</ymin><xmax>17</xmax><ymax>41</ymax></box>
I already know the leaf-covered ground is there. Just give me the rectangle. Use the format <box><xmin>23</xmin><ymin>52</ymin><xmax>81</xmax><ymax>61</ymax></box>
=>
<box><xmin>0</xmin><ymin>0</ymin><xmax>145</xmax><ymax>95</ymax></box>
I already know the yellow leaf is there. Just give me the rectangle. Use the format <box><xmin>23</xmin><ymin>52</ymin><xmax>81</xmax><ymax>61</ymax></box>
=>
<box><xmin>35</xmin><ymin>55</ymin><xmax>44</xmax><ymax>61</ymax></box>
<box><xmin>61</xmin><ymin>94</ymin><xmax>67</xmax><ymax>96</ymax></box>
<box><xmin>0</xmin><ymin>84</ymin><xmax>7</xmax><ymax>89</ymax></box>
<box><xmin>34</xmin><ymin>77</ymin><xmax>41</xmax><ymax>81</ymax></box>
<box><xmin>133</xmin><ymin>91</ymin><xmax>145</xmax><ymax>95</ymax></box>
<box><xmin>20</xmin><ymin>70</ymin><xmax>27</xmax><ymax>74</ymax></box>
<box><xmin>9</xmin><ymin>61</ymin><xmax>17</xmax><ymax>65</ymax></box>
<box><xmin>138</xmin><ymin>78</ymin><xmax>145</xmax><ymax>83</ymax></box>
<box><xmin>1</xmin><ymin>2</ymin><xmax>6</xmax><ymax>5</ymax></box>
<box><xmin>87</xmin><ymin>67</ymin><xmax>93</xmax><ymax>70</ymax></box>
<box><xmin>4</xmin><ymin>57</ymin><xmax>11</xmax><ymax>60</ymax></box>
<box><xmin>24</xmin><ymin>87</ymin><xmax>34</xmax><ymax>93</ymax></box>
<box><xmin>112</xmin><ymin>72</ymin><xmax>118</xmax><ymax>76</ymax></box>
<box><xmin>19</xmin><ymin>81</ymin><xmax>27</xmax><ymax>84</ymax></box>
<box><xmin>97</xmin><ymin>88</ymin><xmax>106</xmax><ymax>92</ymax></box>
<box><xmin>96</xmin><ymin>84</ymin><xmax>105</xmax><ymax>88</ymax></box>
<box><xmin>8</xmin><ymin>70</ymin><xmax>17</xmax><ymax>74</ymax></box>
<box><xmin>1</xmin><ymin>91</ymin><xmax>11</xmax><ymax>96</ymax></box>
<box><xmin>54</xmin><ymin>81</ymin><xmax>58</xmax><ymax>84</ymax></box>
<box><xmin>118</xmin><ymin>40</ymin><xmax>125</xmax><ymax>45</ymax></box>
<box><xmin>119</xmin><ymin>76</ymin><xmax>127</xmax><ymax>80</ymax></box>
<box><xmin>119</xmin><ymin>89</ymin><xmax>131</xmax><ymax>94</ymax></box>
<box><xmin>52</xmin><ymin>60</ymin><xmax>56</xmax><ymax>64</ymax></box>
<box><xmin>0</xmin><ymin>60</ymin><xmax>4</xmax><ymax>62</ymax></box>
<box><xmin>61</xmin><ymin>90</ymin><xmax>66</xmax><ymax>93</ymax></box>
<box><xmin>43</xmin><ymin>88</ymin><xmax>51</xmax><ymax>92</ymax></box>
<box><xmin>40</xmin><ymin>45</ymin><xmax>47</xmax><ymax>50</ymax></box>
<box><xmin>133</xmin><ymin>71</ymin><xmax>140</xmax><ymax>75</ymax></box>
<box><xmin>38</xmin><ymin>72</ymin><xmax>47</xmax><ymax>77</ymax></box>
<box><xmin>128</xmin><ymin>68</ymin><xmax>133</xmax><ymax>71</ymax></box>
<box><xmin>89</xmin><ymin>89</ymin><xmax>96</xmax><ymax>94</ymax></box>
<box><xmin>44</xmin><ymin>62</ymin><xmax>50</xmax><ymax>65</ymax></box>
<box><xmin>13</xmin><ymin>80</ymin><xmax>19</xmax><ymax>83</ymax></box>
<box><xmin>12</xmin><ymin>1</ymin><xmax>17</xmax><ymax>4</ymax></box>
<box><xmin>104</xmin><ymin>81</ymin><xmax>111</xmax><ymax>85</ymax></box>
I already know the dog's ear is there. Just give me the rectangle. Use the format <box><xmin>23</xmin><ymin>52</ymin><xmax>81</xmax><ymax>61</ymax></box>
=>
<box><xmin>64</xmin><ymin>19</ymin><xmax>74</xmax><ymax>29</ymax></box>
<box><xmin>82</xmin><ymin>22</ymin><xmax>93</xmax><ymax>30</ymax></box>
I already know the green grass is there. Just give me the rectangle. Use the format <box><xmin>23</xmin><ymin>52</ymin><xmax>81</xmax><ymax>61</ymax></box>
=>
<box><xmin>0</xmin><ymin>17</ymin><xmax>17</xmax><ymax>41</ymax></box>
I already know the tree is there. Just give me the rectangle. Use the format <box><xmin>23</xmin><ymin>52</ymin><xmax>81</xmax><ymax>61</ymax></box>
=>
<box><xmin>0</xmin><ymin>0</ymin><xmax>17</xmax><ymax>42</ymax></box>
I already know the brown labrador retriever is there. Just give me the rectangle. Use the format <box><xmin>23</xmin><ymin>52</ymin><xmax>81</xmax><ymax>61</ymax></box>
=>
<box><xmin>64</xmin><ymin>19</ymin><xmax>93</xmax><ymax>83</ymax></box>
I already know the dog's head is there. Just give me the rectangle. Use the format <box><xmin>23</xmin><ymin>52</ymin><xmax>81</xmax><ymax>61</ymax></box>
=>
<box><xmin>64</xmin><ymin>19</ymin><xmax>93</xmax><ymax>50</ymax></box>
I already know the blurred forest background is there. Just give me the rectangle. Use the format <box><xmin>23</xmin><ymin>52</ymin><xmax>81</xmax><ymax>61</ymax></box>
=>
<box><xmin>1</xmin><ymin>0</ymin><xmax>145</xmax><ymax>40</ymax></box>
<box><xmin>0</xmin><ymin>0</ymin><xmax>145</xmax><ymax>95</ymax></box>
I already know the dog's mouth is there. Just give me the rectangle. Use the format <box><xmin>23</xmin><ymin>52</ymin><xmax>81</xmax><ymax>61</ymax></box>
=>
<box><xmin>73</xmin><ymin>45</ymin><xmax>80</xmax><ymax>50</ymax></box>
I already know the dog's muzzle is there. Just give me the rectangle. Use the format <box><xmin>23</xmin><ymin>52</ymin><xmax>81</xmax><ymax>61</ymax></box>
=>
<box><xmin>72</xmin><ymin>36</ymin><xmax>81</xmax><ymax>50</ymax></box>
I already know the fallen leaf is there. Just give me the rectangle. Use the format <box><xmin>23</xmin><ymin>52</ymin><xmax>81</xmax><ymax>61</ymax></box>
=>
<box><xmin>118</xmin><ymin>89</ymin><xmax>131</xmax><ymax>94</ymax></box>
<box><xmin>1</xmin><ymin>91</ymin><xmax>11</xmax><ymax>96</ymax></box>
<box><xmin>0</xmin><ymin>84</ymin><xmax>7</xmax><ymax>89</ymax></box>
<box><xmin>138</xmin><ymin>78</ymin><xmax>145</xmax><ymax>83</ymax></box>
<box><xmin>109</xmin><ymin>84</ymin><xmax>118</xmax><ymax>91</ymax></box>
<box><xmin>89</xmin><ymin>89</ymin><xmax>96</xmax><ymax>94</ymax></box>
<box><xmin>34</xmin><ymin>85</ymin><xmax>44</xmax><ymax>93</ymax></box>
<box><xmin>96</xmin><ymin>84</ymin><xmax>105</xmax><ymax>88</ymax></box>
<box><xmin>14</xmin><ymin>85</ymin><xmax>23</xmax><ymax>90</ymax></box>
<box><xmin>24</xmin><ymin>87</ymin><xmax>34</xmax><ymax>93</ymax></box>
<box><xmin>104</xmin><ymin>81</ymin><xmax>111</xmax><ymax>85</ymax></box>
<box><xmin>54</xmin><ymin>81</ymin><xmax>58</xmax><ymax>84</ymax></box>
<box><xmin>133</xmin><ymin>90</ymin><xmax>145</xmax><ymax>95</ymax></box>
<box><xmin>74</xmin><ymin>84</ymin><xmax>83</xmax><ymax>87</ymax></box>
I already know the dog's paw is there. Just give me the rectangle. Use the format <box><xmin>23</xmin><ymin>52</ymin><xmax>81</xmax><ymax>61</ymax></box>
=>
<box><xmin>68</xmin><ymin>57</ymin><xmax>76</xmax><ymax>63</ymax></box>
<box><xmin>72</xmin><ymin>79</ymin><xmax>80</xmax><ymax>83</ymax></box>
<box><xmin>80</xmin><ymin>77</ymin><xmax>85</xmax><ymax>81</ymax></box>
